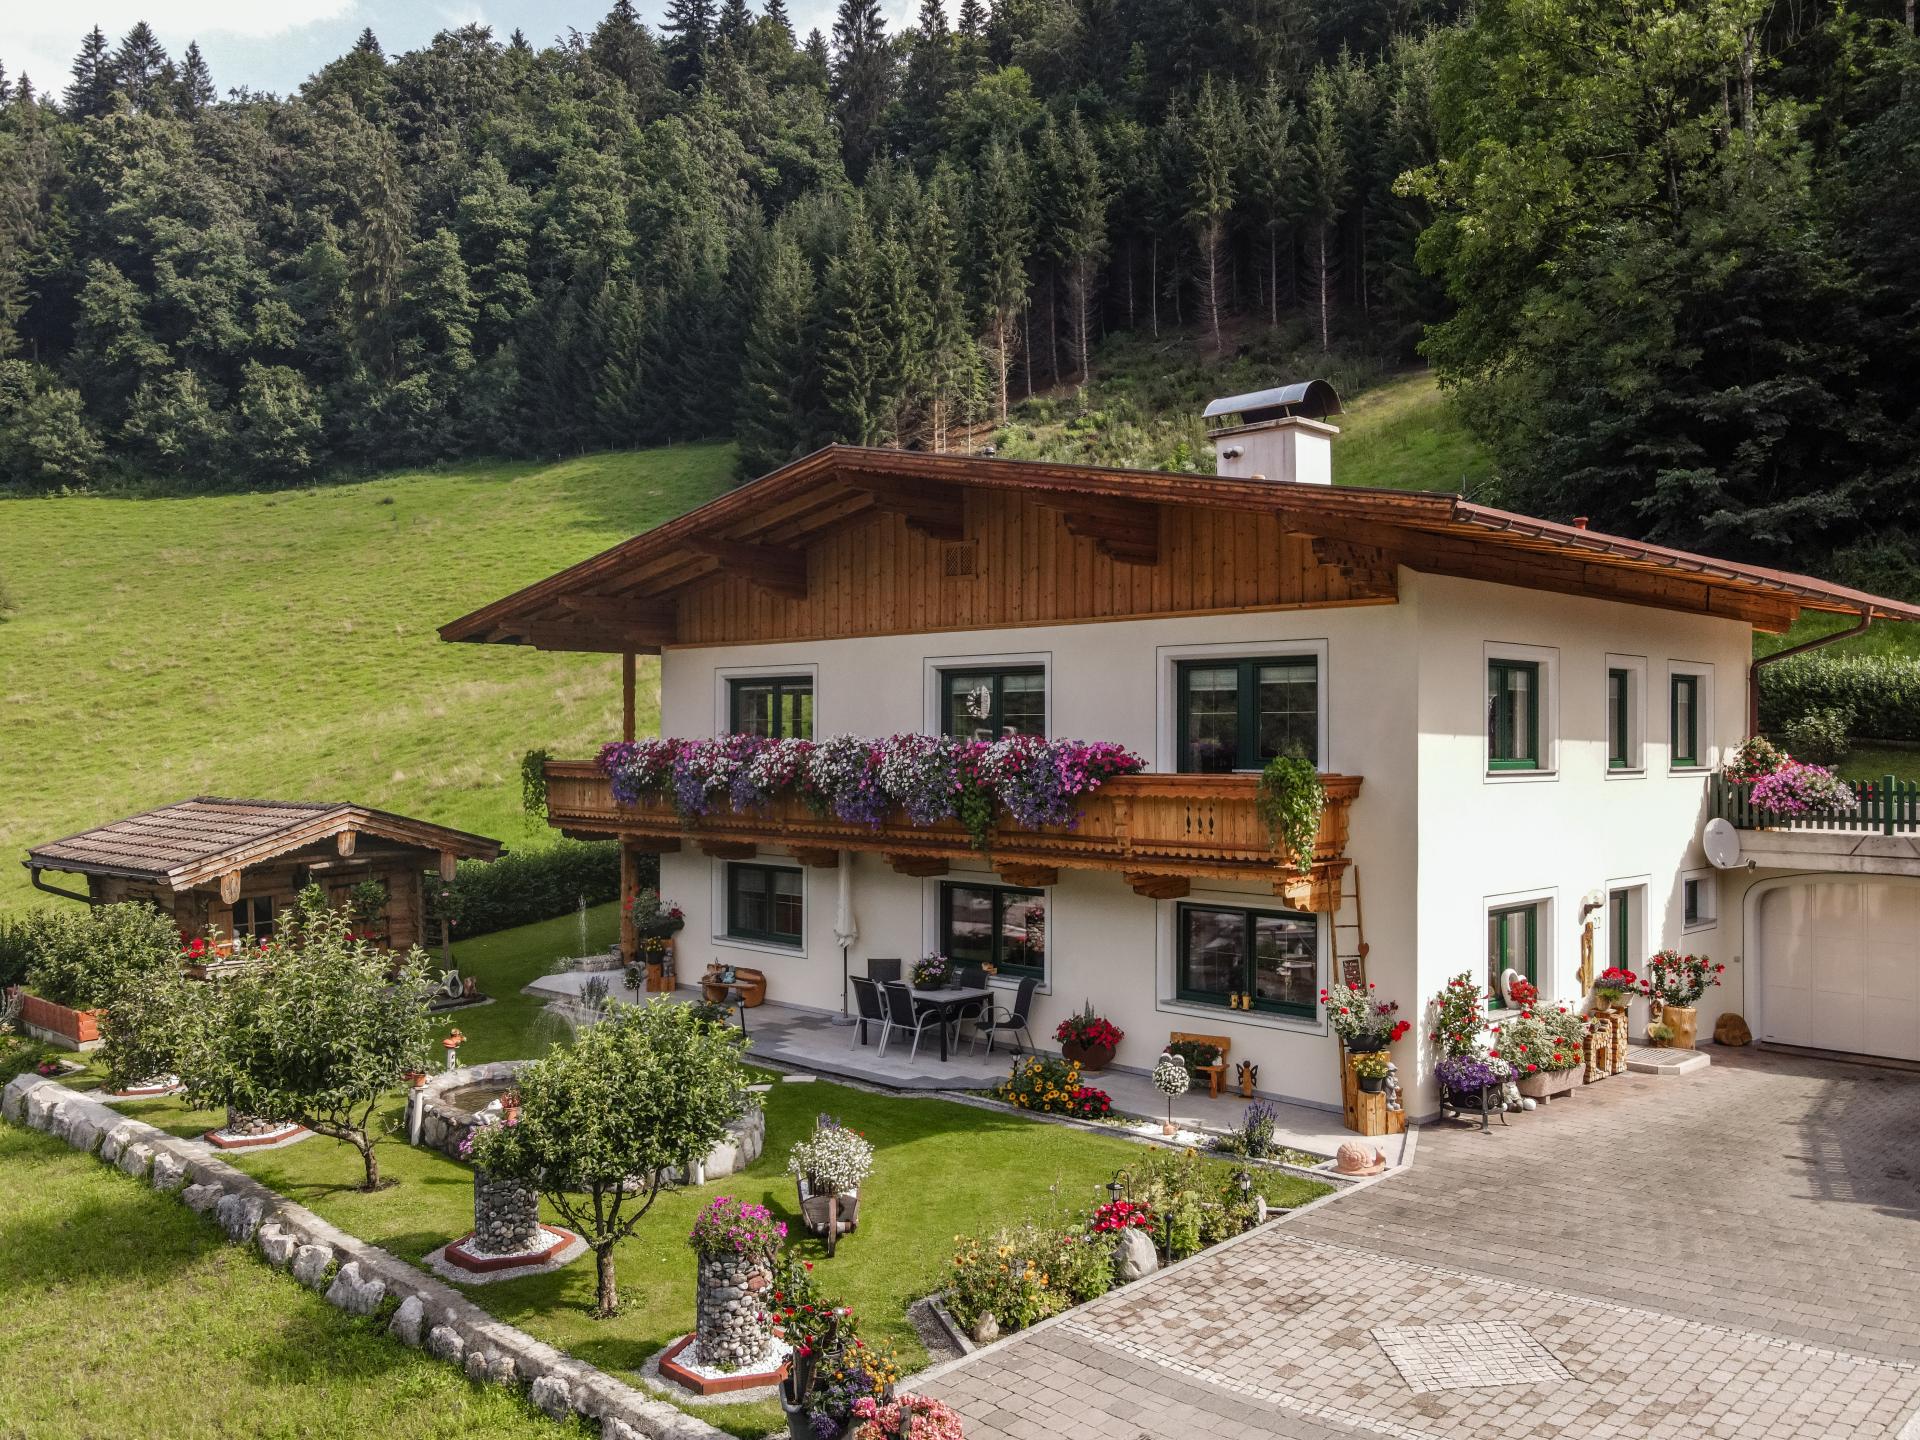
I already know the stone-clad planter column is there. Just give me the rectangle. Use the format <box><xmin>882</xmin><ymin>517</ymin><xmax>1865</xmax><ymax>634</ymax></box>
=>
<box><xmin>470</xmin><ymin>1171</ymin><xmax>543</xmax><ymax>1257</ymax></box>
<box><xmin>694</xmin><ymin>1250</ymin><xmax>776</xmax><ymax>1371</ymax></box>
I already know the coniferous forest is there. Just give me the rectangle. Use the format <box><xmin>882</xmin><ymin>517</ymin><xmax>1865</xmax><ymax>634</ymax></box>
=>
<box><xmin>2</xmin><ymin>1</ymin><xmax>1919</xmax><ymax>580</ymax></box>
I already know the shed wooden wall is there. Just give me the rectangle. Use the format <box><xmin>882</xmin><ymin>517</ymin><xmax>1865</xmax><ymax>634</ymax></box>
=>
<box><xmin>92</xmin><ymin>857</ymin><xmax>429</xmax><ymax>949</ymax></box>
<box><xmin>673</xmin><ymin>491</ymin><xmax>1396</xmax><ymax>646</ymax></box>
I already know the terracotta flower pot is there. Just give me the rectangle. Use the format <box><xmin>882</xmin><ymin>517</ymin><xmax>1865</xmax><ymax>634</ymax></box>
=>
<box><xmin>1061</xmin><ymin>1038</ymin><xmax>1114</xmax><ymax>1072</ymax></box>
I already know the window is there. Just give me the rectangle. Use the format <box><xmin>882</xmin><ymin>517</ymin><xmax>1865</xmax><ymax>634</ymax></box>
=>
<box><xmin>1487</xmin><ymin>902</ymin><xmax>1540</xmax><ymax>1007</ymax></box>
<box><xmin>941</xmin><ymin>666</ymin><xmax>1045</xmax><ymax>740</ymax></box>
<box><xmin>725</xmin><ymin>863</ymin><xmax>803</xmax><ymax>947</ymax></box>
<box><xmin>939</xmin><ymin>883</ymin><xmax>1046</xmax><ymax>981</ymax></box>
<box><xmin>231</xmin><ymin>896</ymin><xmax>274</xmax><ymax>942</ymax></box>
<box><xmin>1607</xmin><ymin>669</ymin><xmax>1631</xmax><ymax>769</ymax></box>
<box><xmin>1488</xmin><ymin>659</ymin><xmax>1542</xmax><ymax>770</ymax></box>
<box><xmin>1176</xmin><ymin>657</ymin><xmax>1319</xmax><ymax>772</ymax></box>
<box><xmin>729</xmin><ymin>675</ymin><xmax>813</xmax><ymax>740</ymax></box>
<box><xmin>1682</xmin><ymin>874</ymin><xmax>1716</xmax><ymax>930</ymax></box>
<box><xmin>1176</xmin><ymin>903</ymin><xmax>1318</xmax><ymax>1017</ymax></box>
<box><xmin>1670</xmin><ymin>673</ymin><xmax>1702</xmax><ymax>767</ymax></box>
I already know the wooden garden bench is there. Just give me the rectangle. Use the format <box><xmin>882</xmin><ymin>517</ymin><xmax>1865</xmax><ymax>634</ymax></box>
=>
<box><xmin>1167</xmin><ymin>1030</ymin><xmax>1231</xmax><ymax>1098</ymax></box>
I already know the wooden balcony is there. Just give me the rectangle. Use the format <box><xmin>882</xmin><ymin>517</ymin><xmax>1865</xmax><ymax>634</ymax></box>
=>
<box><xmin>545</xmin><ymin>761</ymin><xmax>1361</xmax><ymax>908</ymax></box>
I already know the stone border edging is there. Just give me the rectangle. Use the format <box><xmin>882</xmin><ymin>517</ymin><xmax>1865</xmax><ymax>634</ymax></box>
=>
<box><xmin>2</xmin><ymin>1074</ymin><xmax>726</xmax><ymax>1440</ymax></box>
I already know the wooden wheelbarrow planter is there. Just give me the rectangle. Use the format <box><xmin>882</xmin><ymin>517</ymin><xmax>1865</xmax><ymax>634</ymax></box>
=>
<box><xmin>796</xmin><ymin>1177</ymin><xmax>860</xmax><ymax>1258</ymax></box>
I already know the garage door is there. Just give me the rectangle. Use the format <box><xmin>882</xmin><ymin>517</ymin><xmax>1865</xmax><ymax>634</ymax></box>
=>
<box><xmin>1759</xmin><ymin>879</ymin><xmax>1920</xmax><ymax>1061</ymax></box>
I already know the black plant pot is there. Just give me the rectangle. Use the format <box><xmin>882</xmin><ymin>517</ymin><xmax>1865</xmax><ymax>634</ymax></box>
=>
<box><xmin>1346</xmin><ymin>1032</ymin><xmax>1392</xmax><ymax>1054</ymax></box>
<box><xmin>1357</xmin><ymin>1074</ymin><xmax>1385</xmax><ymax>1094</ymax></box>
<box><xmin>779</xmin><ymin>1375</ymin><xmax>815</xmax><ymax>1440</ymax></box>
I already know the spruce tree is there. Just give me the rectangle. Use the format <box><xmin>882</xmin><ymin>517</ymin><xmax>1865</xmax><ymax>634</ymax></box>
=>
<box><xmin>917</xmin><ymin>193</ymin><xmax>981</xmax><ymax>451</ymax></box>
<box><xmin>65</xmin><ymin>27</ymin><xmax>117</xmax><ymax>119</ymax></box>
<box><xmin>831</xmin><ymin>0</ymin><xmax>893</xmax><ymax>181</ymax></box>
<box><xmin>736</xmin><ymin>226</ymin><xmax>818</xmax><ymax>476</ymax></box>
<box><xmin>972</xmin><ymin>138</ymin><xmax>1031</xmax><ymax>421</ymax></box>
<box><xmin>112</xmin><ymin>23</ymin><xmax>172</xmax><ymax>116</ymax></box>
<box><xmin>764</xmin><ymin>0</ymin><xmax>795</xmax><ymax>40</ymax></box>
<box><xmin>718</xmin><ymin>0</ymin><xmax>754</xmax><ymax>46</ymax></box>
<box><xmin>1301</xmin><ymin>65</ymin><xmax>1350</xmax><ymax>352</ymax></box>
<box><xmin>176</xmin><ymin>42</ymin><xmax>215</xmax><ymax>117</ymax></box>
<box><xmin>592</xmin><ymin>0</ymin><xmax>666</xmax><ymax>100</ymax></box>
<box><xmin>1246</xmin><ymin>75</ymin><xmax>1303</xmax><ymax>327</ymax></box>
<box><xmin>663</xmin><ymin>0</ymin><xmax>718</xmax><ymax>91</ymax></box>
<box><xmin>1040</xmin><ymin>109</ymin><xmax>1108</xmax><ymax>384</ymax></box>
<box><xmin>353</xmin><ymin>27</ymin><xmax>384</xmax><ymax>58</ymax></box>
<box><xmin>1182</xmin><ymin>75</ymin><xmax>1242</xmax><ymax>354</ymax></box>
<box><xmin>817</xmin><ymin>207</ymin><xmax>889</xmax><ymax>444</ymax></box>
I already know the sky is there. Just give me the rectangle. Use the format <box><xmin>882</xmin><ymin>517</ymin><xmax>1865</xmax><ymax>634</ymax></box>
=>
<box><xmin>0</xmin><ymin>1</ymin><xmax>918</xmax><ymax>100</ymax></box>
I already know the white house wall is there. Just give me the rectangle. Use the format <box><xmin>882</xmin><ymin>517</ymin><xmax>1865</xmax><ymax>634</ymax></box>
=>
<box><xmin>656</xmin><ymin>571</ymin><xmax>1752</xmax><ymax>1117</ymax></box>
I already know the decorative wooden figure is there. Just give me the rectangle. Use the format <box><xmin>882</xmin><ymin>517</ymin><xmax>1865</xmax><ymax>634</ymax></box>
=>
<box><xmin>1236</xmin><ymin>1060</ymin><xmax>1258</xmax><ymax>1099</ymax></box>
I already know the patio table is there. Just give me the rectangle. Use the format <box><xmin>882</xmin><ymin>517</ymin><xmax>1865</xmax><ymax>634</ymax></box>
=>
<box><xmin>903</xmin><ymin>984</ymin><xmax>996</xmax><ymax>1063</ymax></box>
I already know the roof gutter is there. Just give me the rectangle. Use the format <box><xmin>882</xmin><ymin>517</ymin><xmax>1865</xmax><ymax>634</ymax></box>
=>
<box><xmin>27</xmin><ymin>864</ymin><xmax>98</xmax><ymax>905</ymax></box>
<box><xmin>1748</xmin><ymin>608</ymin><xmax>1874</xmax><ymax>738</ymax></box>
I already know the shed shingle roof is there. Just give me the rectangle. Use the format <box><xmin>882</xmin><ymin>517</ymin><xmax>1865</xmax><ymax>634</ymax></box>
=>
<box><xmin>27</xmin><ymin>798</ymin><xmax>501</xmax><ymax>890</ymax></box>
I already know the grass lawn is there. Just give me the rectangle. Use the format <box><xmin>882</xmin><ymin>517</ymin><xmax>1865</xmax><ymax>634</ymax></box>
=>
<box><xmin>0</xmin><ymin>445</ymin><xmax>732</xmax><ymax>916</ymax></box>
<box><xmin>80</xmin><ymin>908</ymin><xmax>1329</xmax><ymax>1440</ymax></box>
<box><xmin>0</xmin><ymin>1122</ymin><xmax>586</xmax><ymax>1439</ymax></box>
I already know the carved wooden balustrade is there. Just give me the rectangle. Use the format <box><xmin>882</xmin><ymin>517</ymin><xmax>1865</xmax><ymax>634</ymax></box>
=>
<box><xmin>545</xmin><ymin>761</ymin><xmax>1360</xmax><ymax>907</ymax></box>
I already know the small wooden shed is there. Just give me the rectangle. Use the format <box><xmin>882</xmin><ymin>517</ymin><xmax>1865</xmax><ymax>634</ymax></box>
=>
<box><xmin>25</xmin><ymin>797</ymin><xmax>502</xmax><ymax>950</ymax></box>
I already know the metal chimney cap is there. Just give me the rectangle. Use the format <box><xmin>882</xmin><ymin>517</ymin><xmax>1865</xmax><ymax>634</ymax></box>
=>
<box><xmin>1203</xmin><ymin>379</ymin><xmax>1343</xmax><ymax>427</ymax></box>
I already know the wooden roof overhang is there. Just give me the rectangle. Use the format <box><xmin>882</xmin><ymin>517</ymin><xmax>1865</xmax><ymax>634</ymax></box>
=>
<box><xmin>26</xmin><ymin>798</ymin><xmax>503</xmax><ymax>891</ymax></box>
<box><xmin>439</xmin><ymin>446</ymin><xmax>1920</xmax><ymax>652</ymax></box>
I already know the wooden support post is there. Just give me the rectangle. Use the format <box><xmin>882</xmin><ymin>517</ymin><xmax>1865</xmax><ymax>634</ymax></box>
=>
<box><xmin>619</xmin><ymin>842</ymin><xmax>638</xmax><ymax>965</ymax></box>
<box><xmin>622</xmin><ymin>651</ymin><xmax>636</xmax><ymax>742</ymax></box>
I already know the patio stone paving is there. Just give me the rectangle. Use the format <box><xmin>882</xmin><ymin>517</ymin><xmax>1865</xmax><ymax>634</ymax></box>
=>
<box><xmin>920</xmin><ymin>1047</ymin><xmax>1920</xmax><ymax>1439</ymax></box>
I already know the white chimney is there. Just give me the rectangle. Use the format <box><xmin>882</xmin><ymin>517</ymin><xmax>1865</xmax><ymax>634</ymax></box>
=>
<box><xmin>1204</xmin><ymin>380</ymin><xmax>1343</xmax><ymax>485</ymax></box>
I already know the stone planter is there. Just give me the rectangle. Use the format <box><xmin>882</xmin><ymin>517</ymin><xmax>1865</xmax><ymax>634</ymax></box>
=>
<box><xmin>1661</xmin><ymin>1004</ymin><xmax>1700</xmax><ymax>1050</ymax></box>
<box><xmin>470</xmin><ymin>1170</ymin><xmax>543</xmax><ymax>1256</ymax></box>
<box><xmin>1516</xmin><ymin>1068</ymin><xmax>1578</xmax><ymax>1101</ymax></box>
<box><xmin>694</xmin><ymin>1250</ymin><xmax>775</xmax><ymax>1372</ymax></box>
<box><xmin>15</xmin><ymin>992</ymin><xmax>102</xmax><ymax>1049</ymax></box>
<box><xmin>1060</xmin><ymin>1038</ymin><xmax>1114</xmax><ymax>1072</ymax></box>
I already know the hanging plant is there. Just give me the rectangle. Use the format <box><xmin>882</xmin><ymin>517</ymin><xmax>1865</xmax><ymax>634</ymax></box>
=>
<box><xmin>520</xmin><ymin>748</ymin><xmax>552</xmax><ymax>823</ymax></box>
<box><xmin>1255</xmin><ymin>753</ymin><xmax>1323</xmax><ymax>875</ymax></box>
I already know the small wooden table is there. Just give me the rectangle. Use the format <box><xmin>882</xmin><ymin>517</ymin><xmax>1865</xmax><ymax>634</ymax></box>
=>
<box><xmin>903</xmin><ymin>984</ymin><xmax>996</xmax><ymax>1063</ymax></box>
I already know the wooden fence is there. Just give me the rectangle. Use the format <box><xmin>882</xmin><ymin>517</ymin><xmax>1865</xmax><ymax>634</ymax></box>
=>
<box><xmin>1711</xmin><ymin>772</ymin><xmax>1920</xmax><ymax>835</ymax></box>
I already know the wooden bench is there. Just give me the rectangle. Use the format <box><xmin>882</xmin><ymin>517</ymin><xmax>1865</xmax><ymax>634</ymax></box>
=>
<box><xmin>701</xmin><ymin>965</ymin><xmax>767</xmax><ymax>1008</ymax></box>
<box><xmin>1168</xmin><ymin>1030</ymin><xmax>1231</xmax><ymax>1099</ymax></box>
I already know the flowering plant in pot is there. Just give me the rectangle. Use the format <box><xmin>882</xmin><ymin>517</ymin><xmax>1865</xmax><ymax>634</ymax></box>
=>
<box><xmin>1351</xmin><ymin>1050</ymin><xmax>1391</xmax><ymax>1093</ymax></box>
<box><xmin>1592</xmin><ymin>967</ymin><xmax>1637</xmax><ymax>1010</ymax></box>
<box><xmin>1637</xmin><ymin>950</ymin><xmax>1724</xmax><ymax>1049</ymax></box>
<box><xmin>1320</xmin><ymin>980</ymin><xmax>1409</xmax><ymax>1052</ymax></box>
<box><xmin>1427</xmin><ymin>974</ymin><xmax>1486</xmax><ymax>1059</ymax></box>
<box><xmin>624</xmin><ymin>889</ymin><xmax>684</xmax><ymax>939</ymax></box>
<box><xmin>851</xmin><ymin>1394</ymin><xmax>965</xmax><ymax>1440</ymax></box>
<box><xmin>766</xmin><ymin>1253</ymin><xmax>855</xmax><ymax>1437</ymax></box>
<box><xmin>1055</xmin><ymin>1001</ymin><xmax>1123</xmax><ymax>1071</ymax></box>
<box><xmin>1723</xmin><ymin>735</ymin><xmax>1787</xmax><ymax>785</ymax></box>
<box><xmin>1749</xmin><ymin>760</ymin><xmax>1858</xmax><ymax>816</ymax></box>
<box><xmin>789</xmin><ymin>1114</ymin><xmax>873</xmax><ymax>1257</ymax></box>
<box><xmin>1434</xmin><ymin>1053</ymin><xmax>1499</xmax><ymax>1100</ymax></box>
<box><xmin>910</xmin><ymin>953</ymin><xmax>953</xmax><ymax>989</ymax></box>
<box><xmin>1490</xmin><ymin>1010</ymin><xmax>1582</xmax><ymax>1099</ymax></box>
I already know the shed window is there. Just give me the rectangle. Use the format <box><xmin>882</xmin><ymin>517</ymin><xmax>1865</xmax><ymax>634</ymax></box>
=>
<box><xmin>231</xmin><ymin>897</ymin><xmax>275</xmax><ymax>942</ymax></box>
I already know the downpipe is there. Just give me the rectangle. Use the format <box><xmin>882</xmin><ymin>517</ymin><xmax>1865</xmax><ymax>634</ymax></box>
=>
<box><xmin>1747</xmin><ymin>607</ymin><xmax>1873</xmax><ymax>738</ymax></box>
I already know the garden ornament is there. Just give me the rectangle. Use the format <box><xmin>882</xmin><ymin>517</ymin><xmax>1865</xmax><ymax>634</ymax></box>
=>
<box><xmin>1334</xmin><ymin>1141</ymin><xmax>1386</xmax><ymax>1177</ymax></box>
<box><xmin>1235</xmin><ymin>1059</ymin><xmax>1258</xmax><ymax>1098</ymax></box>
<box><xmin>1151</xmin><ymin>1051</ymin><xmax>1190</xmax><ymax>1135</ymax></box>
<box><xmin>442</xmin><ymin>1028</ymin><xmax>465</xmax><ymax>1071</ymax></box>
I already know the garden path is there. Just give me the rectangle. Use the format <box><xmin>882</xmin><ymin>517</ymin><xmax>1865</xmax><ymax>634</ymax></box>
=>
<box><xmin>920</xmin><ymin>1047</ymin><xmax>1920</xmax><ymax>1439</ymax></box>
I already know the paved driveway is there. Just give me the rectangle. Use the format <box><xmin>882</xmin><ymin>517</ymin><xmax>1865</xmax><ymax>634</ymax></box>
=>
<box><xmin>921</xmin><ymin>1049</ymin><xmax>1920</xmax><ymax>1439</ymax></box>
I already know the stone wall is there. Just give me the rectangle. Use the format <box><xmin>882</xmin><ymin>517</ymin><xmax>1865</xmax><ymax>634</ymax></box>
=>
<box><xmin>1</xmin><ymin>1074</ymin><xmax>725</xmax><ymax>1440</ymax></box>
<box><xmin>693</xmin><ymin>1251</ymin><xmax>774</xmax><ymax>1371</ymax></box>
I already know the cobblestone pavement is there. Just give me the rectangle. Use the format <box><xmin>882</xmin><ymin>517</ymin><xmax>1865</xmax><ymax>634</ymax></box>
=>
<box><xmin>921</xmin><ymin>1048</ymin><xmax>1920</xmax><ymax>1439</ymax></box>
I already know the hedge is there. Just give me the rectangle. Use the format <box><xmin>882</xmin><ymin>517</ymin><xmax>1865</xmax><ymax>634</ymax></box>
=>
<box><xmin>1758</xmin><ymin>653</ymin><xmax>1920</xmax><ymax>744</ymax></box>
<box><xmin>447</xmin><ymin>839</ymin><xmax>638</xmax><ymax>940</ymax></box>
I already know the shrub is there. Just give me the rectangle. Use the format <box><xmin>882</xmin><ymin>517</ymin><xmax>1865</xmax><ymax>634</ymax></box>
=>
<box><xmin>993</xmin><ymin>1055</ymin><xmax>1113</xmax><ymax>1118</ymax></box>
<box><xmin>1427</xmin><ymin>973</ymin><xmax>1486</xmax><ymax>1059</ymax></box>
<box><xmin>0</xmin><ymin>912</ymin><xmax>39</xmax><ymax>988</ymax></box>
<box><xmin>1759</xmin><ymin>653</ymin><xmax>1920</xmax><ymax>743</ymax></box>
<box><xmin>21</xmin><ymin>903</ymin><xmax>180</xmax><ymax>1009</ymax></box>
<box><xmin>446</xmin><ymin>839</ymin><xmax>625</xmax><ymax>938</ymax></box>
<box><xmin>946</xmin><ymin>1218</ymin><xmax>1110</xmax><ymax>1332</ymax></box>
<box><xmin>1780</xmin><ymin>705</ymin><xmax>1854</xmax><ymax>766</ymax></box>
<box><xmin>1638</xmin><ymin>950</ymin><xmax>1725</xmax><ymax>1007</ymax></box>
<box><xmin>1110</xmin><ymin>1149</ymin><xmax>1266</xmax><ymax>1259</ymax></box>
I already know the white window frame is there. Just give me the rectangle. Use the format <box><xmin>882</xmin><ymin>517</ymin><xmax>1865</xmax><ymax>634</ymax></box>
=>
<box><xmin>921</xmin><ymin>867</ymin><xmax>1053</xmax><ymax>994</ymax></box>
<box><xmin>1483</xmin><ymin>641</ymin><xmax>1560</xmax><ymax>782</ymax></box>
<box><xmin>1483</xmin><ymin>886</ymin><xmax>1558</xmax><ymax>1012</ymax></box>
<box><xmin>1154</xmin><ymin>636</ymin><xmax>1334</xmax><ymax>775</ymax></box>
<box><xmin>1603</xmin><ymin>653</ymin><xmax>1647</xmax><ymax>779</ymax></box>
<box><xmin>713</xmin><ymin>662</ymin><xmax>820</xmax><ymax>740</ymax></box>
<box><xmin>710</xmin><ymin>855</ymin><xmax>807</xmax><ymax>956</ymax></box>
<box><xmin>1152</xmin><ymin>886</ymin><xmax>1330</xmax><ymax>1035</ymax></box>
<box><xmin>1665</xmin><ymin>660</ymin><xmax>1716</xmax><ymax>774</ymax></box>
<box><xmin>923</xmin><ymin>649</ymin><xmax>1053</xmax><ymax>740</ymax></box>
<box><xmin>1680</xmin><ymin>869</ymin><xmax>1718</xmax><ymax>934</ymax></box>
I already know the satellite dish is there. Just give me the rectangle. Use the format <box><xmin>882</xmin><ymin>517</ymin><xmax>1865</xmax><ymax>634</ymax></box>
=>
<box><xmin>1703</xmin><ymin>817</ymin><xmax>1742</xmax><ymax>870</ymax></box>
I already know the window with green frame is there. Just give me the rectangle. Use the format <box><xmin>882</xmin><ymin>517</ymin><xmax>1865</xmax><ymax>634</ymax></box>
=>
<box><xmin>940</xmin><ymin>666</ymin><xmax>1045</xmax><ymax>740</ymax></box>
<box><xmin>1609</xmin><ymin>888</ymin><xmax>1631</xmax><ymax>970</ymax></box>
<box><xmin>1176</xmin><ymin>903</ymin><xmax>1318</xmax><ymax>1017</ymax></box>
<box><xmin>725</xmin><ymin>863</ymin><xmax>803</xmax><ymax>946</ymax></box>
<box><xmin>1486</xmin><ymin>902</ymin><xmax>1539</xmax><ymax>1007</ymax></box>
<box><xmin>1488</xmin><ymin>659</ymin><xmax>1542</xmax><ymax>770</ymax></box>
<box><xmin>729</xmin><ymin>675</ymin><xmax>813</xmax><ymax>739</ymax></box>
<box><xmin>1670</xmin><ymin>673</ymin><xmax>1701</xmax><ymax>766</ymax></box>
<box><xmin>1607</xmin><ymin>668</ymin><xmax>1631</xmax><ymax>769</ymax></box>
<box><xmin>939</xmin><ymin>882</ymin><xmax>1046</xmax><ymax>980</ymax></box>
<box><xmin>1175</xmin><ymin>657</ymin><xmax>1319</xmax><ymax>772</ymax></box>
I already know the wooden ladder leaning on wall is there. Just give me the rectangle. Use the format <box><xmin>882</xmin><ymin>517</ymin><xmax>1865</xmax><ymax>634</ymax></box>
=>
<box><xmin>1330</xmin><ymin>866</ymin><xmax>1406</xmax><ymax>1136</ymax></box>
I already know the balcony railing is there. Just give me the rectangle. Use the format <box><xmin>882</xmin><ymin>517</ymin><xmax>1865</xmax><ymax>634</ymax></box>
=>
<box><xmin>545</xmin><ymin>761</ymin><xmax>1361</xmax><ymax>905</ymax></box>
<box><xmin>1710</xmin><ymin>772</ymin><xmax>1920</xmax><ymax>836</ymax></box>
